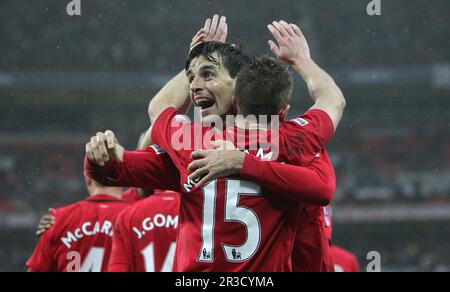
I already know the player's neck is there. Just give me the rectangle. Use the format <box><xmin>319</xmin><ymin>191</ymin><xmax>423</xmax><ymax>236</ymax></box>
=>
<box><xmin>234</xmin><ymin>115</ymin><xmax>269</xmax><ymax>130</ymax></box>
<box><xmin>91</xmin><ymin>188</ymin><xmax>123</xmax><ymax>199</ymax></box>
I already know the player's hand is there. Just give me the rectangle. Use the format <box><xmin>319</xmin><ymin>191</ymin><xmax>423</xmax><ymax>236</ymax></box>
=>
<box><xmin>190</xmin><ymin>15</ymin><xmax>228</xmax><ymax>52</ymax></box>
<box><xmin>187</xmin><ymin>140</ymin><xmax>244</xmax><ymax>187</ymax></box>
<box><xmin>36</xmin><ymin>208</ymin><xmax>55</xmax><ymax>237</ymax></box>
<box><xmin>85</xmin><ymin>130</ymin><xmax>125</xmax><ymax>166</ymax></box>
<box><xmin>267</xmin><ymin>20</ymin><xmax>311</xmax><ymax>66</ymax></box>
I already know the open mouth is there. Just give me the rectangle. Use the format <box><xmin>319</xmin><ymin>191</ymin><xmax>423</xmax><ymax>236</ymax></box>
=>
<box><xmin>195</xmin><ymin>97</ymin><xmax>215</xmax><ymax>110</ymax></box>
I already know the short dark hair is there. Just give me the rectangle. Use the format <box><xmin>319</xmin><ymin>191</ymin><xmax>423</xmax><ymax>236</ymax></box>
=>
<box><xmin>185</xmin><ymin>42</ymin><xmax>251</xmax><ymax>78</ymax></box>
<box><xmin>235</xmin><ymin>55</ymin><xmax>293</xmax><ymax>117</ymax></box>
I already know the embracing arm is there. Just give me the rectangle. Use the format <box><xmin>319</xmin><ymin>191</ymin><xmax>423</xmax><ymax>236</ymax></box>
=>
<box><xmin>85</xmin><ymin>130</ymin><xmax>179</xmax><ymax>190</ymax></box>
<box><xmin>188</xmin><ymin>141</ymin><xmax>335</xmax><ymax>206</ymax></box>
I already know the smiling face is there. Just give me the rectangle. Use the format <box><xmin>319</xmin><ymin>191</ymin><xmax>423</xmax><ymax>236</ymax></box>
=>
<box><xmin>186</xmin><ymin>53</ymin><xmax>236</xmax><ymax>125</ymax></box>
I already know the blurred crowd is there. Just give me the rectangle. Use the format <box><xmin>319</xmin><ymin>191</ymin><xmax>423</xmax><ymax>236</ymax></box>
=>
<box><xmin>331</xmin><ymin>130</ymin><xmax>450</xmax><ymax>205</ymax></box>
<box><xmin>1</xmin><ymin>0</ymin><xmax>449</xmax><ymax>72</ymax></box>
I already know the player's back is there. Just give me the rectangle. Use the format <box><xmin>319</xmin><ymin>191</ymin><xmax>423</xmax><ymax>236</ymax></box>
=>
<box><xmin>27</xmin><ymin>195</ymin><xmax>128</xmax><ymax>272</ymax></box>
<box><xmin>174</xmin><ymin>127</ymin><xmax>308</xmax><ymax>272</ymax></box>
<box><xmin>109</xmin><ymin>191</ymin><xmax>180</xmax><ymax>272</ymax></box>
<box><xmin>151</xmin><ymin>107</ymin><xmax>335</xmax><ymax>272</ymax></box>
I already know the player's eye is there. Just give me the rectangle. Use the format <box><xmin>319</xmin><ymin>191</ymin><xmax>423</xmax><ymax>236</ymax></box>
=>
<box><xmin>202</xmin><ymin>71</ymin><xmax>214</xmax><ymax>80</ymax></box>
<box><xmin>188</xmin><ymin>75</ymin><xmax>195</xmax><ymax>83</ymax></box>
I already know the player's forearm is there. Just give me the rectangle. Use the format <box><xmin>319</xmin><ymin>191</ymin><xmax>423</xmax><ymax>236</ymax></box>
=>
<box><xmin>84</xmin><ymin>151</ymin><xmax>176</xmax><ymax>190</ymax></box>
<box><xmin>240</xmin><ymin>154</ymin><xmax>335</xmax><ymax>205</ymax></box>
<box><xmin>84</xmin><ymin>155</ymin><xmax>123</xmax><ymax>186</ymax></box>
<box><xmin>292</xmin><ymin>59</ymin><xmax>346</xmax><ymax>130</ymax></box>
<box><xmin>148</xmin><ymin>70</ymin><xmax>191</xmax><ymax>124</ymax></box>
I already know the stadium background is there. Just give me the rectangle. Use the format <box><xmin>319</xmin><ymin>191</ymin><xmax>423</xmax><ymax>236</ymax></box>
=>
<box><xmin>0</xmin><ymin>0</ymin><xmax>449</xmax><ymax>272</ymax></box>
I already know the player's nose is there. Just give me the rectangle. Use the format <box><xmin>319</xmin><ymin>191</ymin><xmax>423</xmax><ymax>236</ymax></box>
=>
<box><xmin>190</xmin><ymin>75</ymin><xmax>205</xmax><ymax>92</ymax></box>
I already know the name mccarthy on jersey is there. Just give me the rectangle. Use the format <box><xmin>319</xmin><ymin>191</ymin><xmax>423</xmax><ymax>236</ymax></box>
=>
<box><xmin>61</xmin><ymin>220</ymin><xmax>114</xmax><ymax>248</ymax></box>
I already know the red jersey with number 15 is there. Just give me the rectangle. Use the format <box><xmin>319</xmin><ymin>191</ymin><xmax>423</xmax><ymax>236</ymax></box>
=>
<box><xmin>151</xmin><ymin>107</ymin><xmax>334</xmax><ymax>272</ymax></box>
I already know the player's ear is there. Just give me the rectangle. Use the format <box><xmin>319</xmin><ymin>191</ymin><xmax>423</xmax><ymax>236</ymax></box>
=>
<box><xmin>279</xmin><ymin>104</ymin><xmax>290</xmax><ymax>122</ymax></box>
<box><xmin>84</xmin><ymin>173</ymin><xmax>92</xmax><ymax>187</ymax></box>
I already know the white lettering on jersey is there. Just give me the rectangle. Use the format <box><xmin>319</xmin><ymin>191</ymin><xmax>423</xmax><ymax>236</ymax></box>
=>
<box><xmin>132</xmin><ymin>214</ymin><xmax>179</xmax><ymax>240</ymax></box>
<box><xmin>61</xmin><ymin>220</ymin><xmax>114</xmax><ymax>248</ymax></box>
<box><xmin>183</xmin><ymin>177</ymin><xmax>197</xmax><ymax>193</ymax></box>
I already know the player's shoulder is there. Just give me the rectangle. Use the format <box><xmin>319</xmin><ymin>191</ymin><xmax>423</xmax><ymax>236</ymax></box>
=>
<box><xmin>53</xmin><ymin>200</ymin><xmax>86</xmax><ymax>217</ymax></box>
<box><xmin>46</xmin><ymin>200</ymin><xmax>87</xmax><ymax>236</ymax></box>
<box><xmin>283</xmin><ymin>109</ymin><xmax>330</xmax><ymax>129</ymax></box>
<box><xmin>151</xmin><ymin>192</ymin><xmax>180</xmax><ymax>207</ymax></box>
<box><xmin>116</xmin><ymin>197</ymin><xmax>155</xmax><ymax>224</ymax></box>
<box><xmin>141</xmin><ymin>193</ymin><xmax>179</xmax><ymax>210</ymax></box>
<box><xmin>154</xmin><ymin>107</ymin><xmax>189</xmax><ymax>127</ymax></box>
<box><xmin>129</xmin><ymin>193</ymin><xmax>180</xmax><ymax>217</ymax></box>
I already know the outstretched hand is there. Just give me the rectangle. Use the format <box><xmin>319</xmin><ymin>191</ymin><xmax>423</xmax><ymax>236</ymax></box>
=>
<box><xmin>267</xmin><ymin>20</ymin><xmax>311</xmax><ymax>66</ymax></box>
<box><xmin>190</xmin><ymin>15</ymin><xmax>228</xmax><ymax>52</ymax></box>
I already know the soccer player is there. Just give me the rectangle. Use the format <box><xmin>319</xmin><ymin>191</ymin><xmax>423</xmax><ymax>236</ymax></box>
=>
<box><xmin>27</xmin><ymin>175</ymin><xmax>128</xmax><ymax>272</ymax></box>
<box><xmin>108</xmin><ymin>190</ymin><xmax>180</xmax><ymax>272</ymax></box>
<box><xmin>145</xmin><ymin>49</ymin><xmax>337</xmax><ymax>271</ymax></box>
<box><xmin>85</xmin><ymin>17</ymin><xmax>345</xmax><ymax>271</ymax></box>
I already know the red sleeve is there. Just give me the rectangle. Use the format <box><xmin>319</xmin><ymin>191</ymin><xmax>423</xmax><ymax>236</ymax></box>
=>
<box><xmin>84</xmin><ymin>145</ymin><xmax>180</xmax><ymax>191</ymax></box>
<box><xmin>240</xmin><ymin>150</ymin><xmax>335</xmax><ymax>205</ymax></box>
<box><xmin>26</xmin><ymin>229</ymin><xmax>54</xmax><ymax>272</ymax></box>
<box><xmin>282</xmin><ymin>109</ymin><xmax>335</xmax><ymax>163</ymax></box>
<box><xmin>108</xmin><ymin>210</ymin><xmax>132</xmax><ymax>272</ymax></box>
<box><xmin>151</xmin><ymin>107</ymin><xmax>189</xmax><ymax>169</ymax></box>
<box><xmin>350</xmin><ymin>255</ymin><xmax>361</xmax><ymax>272</ymax></box>
<box><xmin>151</xmin><ymin>107</ymin><xmax>216</xmax><ymax>170</ymax></box>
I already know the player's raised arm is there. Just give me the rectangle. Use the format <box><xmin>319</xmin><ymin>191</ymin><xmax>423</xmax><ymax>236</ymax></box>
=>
<box><xmin>267</xmin><ymin>20</ymin><xmax>346</xmax><ymax>131</ymax></box>
<box><xmin>148</xmin><ymin>15</ymin><xmax>228</xmax><ymax>124</ymax></box>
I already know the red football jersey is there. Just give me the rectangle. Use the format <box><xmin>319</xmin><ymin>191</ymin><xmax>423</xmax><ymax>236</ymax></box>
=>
<box><xmin>332</xmin><ymin>245</ymin><xmax>361</xmax><ymax>272</ymax></box>
<box><xmin>291</xmin><ymin>152</ymin><xmax>335</xmax><ymax>272</ymax></box>
<box><xmin>108</xmin><ymin>191</ymin><xmax>180</xmax><ymax>272</ymax></box>
<box><xmin>122</xmin><ymin>188</ymin><xmax>142</xmax><ymax>204</ymax></box>
<box><xmin>151</xmin><ymin>107</ymin><xmax>334</xmax><ymax>272</ymax></box>
<box><xmin>27</xmin><ymin>195</ymin><xmax>129</xmax><ymax>272</ymax></box>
